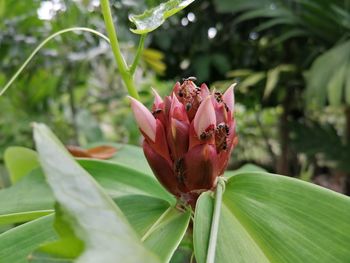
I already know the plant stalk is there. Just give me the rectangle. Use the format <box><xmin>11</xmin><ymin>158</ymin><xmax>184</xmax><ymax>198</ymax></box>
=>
<box><xmin>100</xmin><ymin>0</ymin><xmax>139</xmax><ymax>99</ymax></box>
<box><xmin>206</xmin><ymin>178</ymin><xmax>225</xmax><ymax>263</ymax></box>
<box><xmin>141</xmin><ymin>206</ymin><xmax>172</xmax><ymax>242</ymax></box>
<box><xmin>0</xmin><ymin>27</ymin><xmax>109</xmax><ymax>97</ymax></box>
<box><xmin>130</xmin><ymin>34</ymin><xmax>146</xmax><ymax>76</ymax></box>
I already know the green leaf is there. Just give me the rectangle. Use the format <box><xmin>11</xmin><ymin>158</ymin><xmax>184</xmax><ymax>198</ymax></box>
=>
<box><xmin>0</xmin><ymin>158</ymin><xmax>173</xmax><ymax>225</ymax></box>
<box><xmin>129</xmin><ymin>0</ymin><xmax>195</xmax><ymax>34</ymax></box>
<box><xmin>306</xmin><ymin>40</ymin><xmax>350</xmax><ymax>108</ymax></box>
<box><xmin>194</xmin><ymin>172</ymin><xmax>350</xmax><ymax>263</ymax></box>
<box><xmin>4</xmin><ymin>146</ymin><xmax>40</xmax><ymax>183</ymax></box>
<box><xmin>224</xmin><ymin>163</ymin><xmax>267</xmax><ymax>178</ymax></box>
<box><xmin>239</xmin><ymin>72</ymin><xmax>266</xmax><ymax>90</ymax></box>
<box><xmin>264</xmin><ymin>64</ymin><xmax>296</xmax><ymax>99</ymax></box>
<box><xmin>263</xmin><ymin>67</ymin><xmax>280</xmax><ymax>100</ymax></box>
<box><xmin>89</xmin><ymin>142</ymin><xmax>153</xmax><ymax>175</ymax></box>
<box><xmin>213</xmin><ymin>0</ymin><xmax>275</xmax><ymax>14</ymax></box>
<box><xmin>193</xmin><ymin>192</ymin><xmax>213</xmax><ymax>263</ymax></box>
<box><xmin>1</xmin><ymin>196</ymin><xmax>189</xmax><ymax>263</ymax></box>
<box><xmin>115</xmin><ymin>195</ymin><xmax>171</xmax><ymax>236</ymax></box>
<box><xmin>142</xmin><ymin>208</ymin><xmax>190</xmax><ymax>262</ymax></box>
<box><xmin>0</xmin><ymin>170</ymin><xmax>54</xmax><ymax>225</ymax></box>
<box><xmin>79</xmin><ymin>159</ymin><xmax>174</xmax><ymax>203</ymax></box>
<box><xmin>0</xmin><ymin>215</ymin><xmax>57</xmax><ymax>263</ymax></box>
<box><xmin>346</xmin><ymin>65</ymin><xmax>350</xmax><ymax>105</ymax></box>
<box><xmin>327</xmin><ymin>62</ymin><xmax>347</xmax><ymax>106</ymax></box>
<box><xmin>33</xmin><ymin>123</ymin><xmax>160</xmax><ymax>263</ymax></box>
<box><xmin>226</xmin><ymin>69</ymin><xmax>253</xmax><ymax>78</ymax></box>
<box><xmin>115</xmin><ymin>195</ymin><xmax>191</xmax><ymax>262</ymax></box>
<box><xmin>34</xmin><ymin>204</ymin><xmax>84</xmax><ymax>260</ymax></box>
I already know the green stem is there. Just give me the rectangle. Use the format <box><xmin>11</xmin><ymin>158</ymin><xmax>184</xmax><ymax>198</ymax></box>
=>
<box><xmin>206</xmin><ymin>178</ymin><xmax>225</xmax><ymax>263</ymax></box>
<box><xmin>100</xmin><ymin>0</ymin><xmax>139</xmax><ymax>99</ymax></box>
<box><xmin>0</xmin><ymin>27</ymin><xmax>109</xmax><ymax>97</ymax></box>
<box><xmin>141</xmin><ymin>206</ymin><xmax>172</xmax><ymax>242</ymax></box>
<box><xmin>129</xmin><ymin>34</ymin><xmax>146</xmax><ymax>76</ymax></box>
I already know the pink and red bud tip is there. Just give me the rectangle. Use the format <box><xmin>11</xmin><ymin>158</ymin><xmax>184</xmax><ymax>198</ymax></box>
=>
<box><xmin>129</xmin><ymin>79</ymin><xmax>238</xmax><ymax>207</ymax></box>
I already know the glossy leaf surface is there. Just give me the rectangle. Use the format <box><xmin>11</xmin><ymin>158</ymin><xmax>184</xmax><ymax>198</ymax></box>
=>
<box><xmin>129</xmin><ymin>0</ymin><xmax>195</xmax><ymax>34</ymax></box>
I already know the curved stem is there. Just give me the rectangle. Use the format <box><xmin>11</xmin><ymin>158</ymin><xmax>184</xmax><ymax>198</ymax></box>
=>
<box><xmin>100</xmin><ymin>0</ymin><xmax>139</xmax><ymax>99</ymax></box>
<box><xmin>0</xmin><ymin>27</ymin><xmax>109</xmax><ymax>97</ymax></box>
<box><xmin>129</xmin><ymin>34</ymin><xmax>146</xmax><ymax>76</ymax></box>
<box><xmin>141</xmin><ymin>206</ymin><xmax>172</xmax><ymax>242</ymax></box>
<box><xmin>206</xmin><ymin>178</ymin><xmax>225</xmax><ymax>263</ymax></box>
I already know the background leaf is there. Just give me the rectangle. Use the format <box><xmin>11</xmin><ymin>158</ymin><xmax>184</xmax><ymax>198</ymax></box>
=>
<box><xmin>4</xmin><ymin>146</ymin><xmax>39</xmax><ymax>183</ymax></box>
<box><xmin>306</xmin><ymin>40</ymin><xmax>350</xmax><ymax>107</ymax></box>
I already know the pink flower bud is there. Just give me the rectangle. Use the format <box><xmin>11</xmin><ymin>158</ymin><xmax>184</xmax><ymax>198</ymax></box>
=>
<box><xmin>129</xmin><ymin>96</ymin><xmax>156</xmax><ymax>142</ymax></box>
<box><xmin>130</xmin><ymin>80</ymin><xmax>238</xmax><ymax>207</ymax></box>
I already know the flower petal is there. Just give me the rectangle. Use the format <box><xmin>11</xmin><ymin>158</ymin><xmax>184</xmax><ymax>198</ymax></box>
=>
<box><xmin>152</xmin><ymin>87</ymin><xmax>163</xmax><ymax>108</ymax></box>
<box><xmin>128</xmin><ymin>96</ymin><xmax>156</xmax><ymax>142</ymax></box>
<box><xmin>222</xmin><ymin>83</ymin><xmax>236</xmax><ymax>112</ymax></box>
<box><xmin>183</xmin><ymin>143</ymin><xmax>218</xmax><ymax>191</ymax></box>
<box><xmin>200</xmin><ymin>83</ymin><xmax>210</xmax><ymax>98</ymax></box>
<box><xmin>143</xmin><ymin>141</ymin><xmax>180</xmax><ymax>197</ymax></box>
<box><xmin>193</xmin><ymin>96</ymin><xmax>216</xmax><ymax>137</ymax></box>
<box><xmin>167</xmin><ymin>117</ymin><xmax>189</xmax><ymax>160</ymax></box>
<box><xmin>170</xmin><ymin>93</ymin><xmax>188</xmax><ymax>122</ymax></box>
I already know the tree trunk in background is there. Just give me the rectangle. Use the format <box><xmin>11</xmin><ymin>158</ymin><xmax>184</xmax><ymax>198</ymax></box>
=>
<box><xmin>277</xmin><ymin>91</ymin><xmax>292</xmax><ymax>175</ymax></box>
<box><xmin>345</xmin><ymin>106</ymin><xmax>350</xmax><ymax>143</ymax></box>
<box><xmin>345</xmin><ymin>106</ymin><xmax>350</xmax><ymax>195</ymax></box>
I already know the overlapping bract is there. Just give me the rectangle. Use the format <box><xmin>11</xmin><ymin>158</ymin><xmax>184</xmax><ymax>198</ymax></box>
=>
<box><xmin>130</xmin><ymin>79</ymin><xmax>237</xmax><ymax>206</ymax></box>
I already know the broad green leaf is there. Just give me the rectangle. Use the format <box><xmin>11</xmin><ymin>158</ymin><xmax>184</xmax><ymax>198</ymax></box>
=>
<box><xmin>239</xmin><ymin>72</ymin><xmax>266</xmax><ymax>89</ymax></box>
<box><xmin>0</xmin><ymin>170</ymin><xmax>54</xmax><ymax>225</ymax></box>
<box><xmin>116</xmin><ymin>195</ymin><xmax>190</xmax><ymax>262</ymax></box>
<box><xmin>4</xmin><ymin>146</ymin><xmax>39</xmax><ymax>183</ymax></box>
<box><xmin>1</xmin><ymin>196</ymin><xmax>189</xmax><ymax>263</ymax></box>
<box><xmin>193</xmin><ymin>192</ymin><xmax>212</xmax><ymax>263</ymax></box>
<box><xmin>306</xmin><ymin>40</ymin><xmax>350</xmax><ymax>107</ymax></box>
<box><xmin>89</xmin><ymin>142</ymin><xmax>152</xmax><ymax>175</ymax></box>
<box><xmin>33</xmin><ymin>204</ymin><xmax>84</xmax><ymax>260</ymax></box>
<box><xmin>0</xmin><ymin>215</ymin><xmax>57</xmax><ymax>263</ymax></box>
<box><xmin>194</xmin><ymin>172</ymin><xmax>350</xmax><ymax>263</ymax></box>
<box><xmin>129</xmin><ymin>0</ymin><xmax>195</xmax><ymax>34</ymax></box>
<box><xmin>79</xmin><ymin>159</ymin><xmax>173</xmax><ymax>203</ymax></box>
<box><xmin>327</xmin><ymin>62</ymin><xmax>347</xmax><ymax>106</ymax></box>
<box><xmin>115</xmin><ymin>195</ymin><xmax>170</xmax><ymax>236</ymax></box>
<box><xmin>29</xmin><ymin>251</ymin><xmax>72</xmax><ymax>263</ymax></box>
<box><xmin>224</xmin><ymin>163</ymin><xmax>267</xmax><ymax>178</ymax></box>
<box><xmin>0</xmin><ymin>159</ymin><xmax>173</xmax><ymax>225</ymax></box>
<box><xmin>33</xmin><ymin>123</ymin><xmax>160</xmax><ymax>263</ymax></box>
<box><xmin>143</xmin><ymin>208</ymin><xmax>190</xmax><ymax>262</ymax></box>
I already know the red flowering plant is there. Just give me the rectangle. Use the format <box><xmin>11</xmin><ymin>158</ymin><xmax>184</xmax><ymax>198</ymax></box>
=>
<box><xmin>2</xmin><ymin>0</ymin><xmax>350</xmax><ymax>262</ymax></box>
<box><xmin>129</xmin><ymin>79</ymin><xmax>238</xmax><ymax>207</ymax></box>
